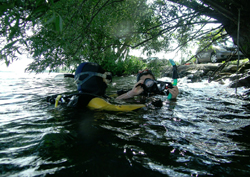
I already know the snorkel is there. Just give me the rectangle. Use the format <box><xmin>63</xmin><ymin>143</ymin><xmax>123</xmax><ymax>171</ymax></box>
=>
<box><xmin>167</xmin><ymin>59</ymin><xmax>178</xmax><ymax>100</ymax></box>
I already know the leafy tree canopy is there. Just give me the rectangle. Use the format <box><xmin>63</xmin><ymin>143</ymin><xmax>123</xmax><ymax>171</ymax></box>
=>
<box><xmin>0</xmin><ymin>0</ymin><xmax>249</xmax><ymax>73</ymax></box>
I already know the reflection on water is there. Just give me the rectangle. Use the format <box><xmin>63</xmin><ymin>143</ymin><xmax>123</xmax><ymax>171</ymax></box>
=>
<box><xmin>0</xmin><ymin>72</ymin><xmax>250</xmax><ymax>177</ymax></box>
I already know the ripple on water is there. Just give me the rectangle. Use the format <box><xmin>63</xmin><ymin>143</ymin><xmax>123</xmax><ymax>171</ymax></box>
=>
<box><xmin>0</xmin><ymin>74</ymin><xmax>250</xmax><ymax>176</ymax></box>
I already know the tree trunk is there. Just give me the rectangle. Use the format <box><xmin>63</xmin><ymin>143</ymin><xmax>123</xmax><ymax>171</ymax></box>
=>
<box><xmin>201</xmin><ymin>0</ymin><xmax>250</xmax><ymax>59</ymax></box>
<box><xmin>168</xmin><ymin>0</ymin><xmax>250</xmax><ymax>59</ymax></box>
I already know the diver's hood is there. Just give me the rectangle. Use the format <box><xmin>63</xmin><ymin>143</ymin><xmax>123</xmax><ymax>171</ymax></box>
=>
<box><xmin>74</xmin><ymin>62</ymin><xmax>110</xmax><ymax>96</ymax></box>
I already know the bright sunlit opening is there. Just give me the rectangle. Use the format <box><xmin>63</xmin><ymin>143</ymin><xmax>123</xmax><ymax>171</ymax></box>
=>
<box><xmin>0</xmin><ymin>56</ymin><xmax>32</xmax><ymax>73</ymax></box>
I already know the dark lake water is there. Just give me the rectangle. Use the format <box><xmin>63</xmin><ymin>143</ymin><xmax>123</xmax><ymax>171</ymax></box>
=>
<box><xmin>0</xmin><ymin>71</ymin><xmax>250</xmax><ymax>177</ymax></box>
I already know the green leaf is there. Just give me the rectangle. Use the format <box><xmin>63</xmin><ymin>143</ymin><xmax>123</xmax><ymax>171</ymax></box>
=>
<box><xmin>0</xmin><ymin>3</ymin><xmax>14</xmax><ymax>13</ymax></box>
<box><xmin>32</xmin><ymin>5</ymin><xmax>48</xmax><ymax>18</ymax></box>
<box><xmin>4</xmin><ymin>40</ymin><xmax>18</xmax><ymax>50</ymax></box>
<box><xmin>8</xmin><ymin>28</ymin><xmax>17</xmax><ymax>41</ymax></box>
<box><xmin>36</xmin><ymin>0</ymin><xmax>45</xmax><ymax>6</ymax></box>
<box><xmin>5</xmin><ymin>60</ymin><xmax>10</xmax><ymax>67</ymax></box>
<box><xmin>44</xmin><ymin>12</ymin><xmax>56</xmax><ymax>25</ymax></box>
<box><xmin>17</xmin><ymin>48</ymin><xmax>22</xmax><ymax>55</ymax></box>
<box><xmin>55</xmin><ymin>14</ymin><xmax>63</xmax><ymax>33</ymax></box>
<box><xmin>4</xmin><ymin>15</ymin><xmax>10</xmax><ymax>26</ymax></box>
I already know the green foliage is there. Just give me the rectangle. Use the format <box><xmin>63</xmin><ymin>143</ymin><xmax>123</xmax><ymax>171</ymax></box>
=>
<box><xmin>1</xmin><ymin>0</ymin><xmax>246</xmax><ymax>73</ymax></box>
<box><xmin>0</xmin><ymin>0</ymin><xmax>180</xmax><ymax>73</ymax></box>
<box><xmin>99</xmin><ymin>55</ymin><xmax>145</xmax><ymax>76</ymax></box>
<box><xmin>99</xmin><ymin>55</ymin><xmax>173</xmax><ymax>78</ymax></box>
<box><xmin>228</xmin><ymin>58</ymin><xmax>249</xmax><ymax>65</ymax></box>
<box><xmin>123</xmin><ymin>55</ymin><xmax>146</xmax><ymax>74</ymax></box>
<box><xmin>23</xmin><ymin>0</ymin><xmax>160</xmax><ymax>73</ymax></box>
<box><xmin>146</xmin><ymin>58</ymin><xmax>168</xmax><ymax>78</ymax></box>
<box><xmin>196</xmin><ymin>29</ymin><xmax>228</xmax><ymax>52</ymax></box>
<box><xmin>191</xmin><ymin>57</ymin><xmax>197</xmax><ymax>64</ymax></box>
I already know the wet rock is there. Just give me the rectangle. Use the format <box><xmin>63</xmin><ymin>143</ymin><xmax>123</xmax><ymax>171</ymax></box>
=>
<box><xmin>162</xmin><ymin>62</ymin><xmax>250</xmax><ymax>87</ymax></box>
<box><xmin>162</xmin><ymin>63</ymin><xmax>220</xmax><ymax>78</ymax></box>
<box><xmin>222</xmin><ymin>65</ymin><xmax>238</xmax><ymax>72</ymax></box>
<box><xmin>229</xmin><ymin>75</ymin><xmax>250</xmax><ymax>88</ymax></box>
<box><xmin>187</xmin><ymin>73</ymin><xmax>202</xmax><ymax>82</ymax></box>
<box><xmin>206</xmin><ymin>71</ymin><xmax>213</xmax><ymax>77</ymax></box>
<box><xmin>242</xmin><ymin>89</ymin><xmax>250</xmax><ymax>101</ymax></box>
<box><xmin>228</xmin><ymin>73</ymin><xmax>244</xmax><ymax>81</ymax></box>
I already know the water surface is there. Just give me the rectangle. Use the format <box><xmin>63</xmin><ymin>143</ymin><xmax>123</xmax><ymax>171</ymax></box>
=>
<box><xmin>0</xmin><ymin>72</ymin><xmax>250</xmax><ymax>177</ymax></box>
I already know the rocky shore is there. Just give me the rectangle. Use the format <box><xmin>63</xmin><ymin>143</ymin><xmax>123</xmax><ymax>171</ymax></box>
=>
<box><xmin>162</xmin><ymin>62</ymin><xmax>250</xmax><ymax>88</ymax></box>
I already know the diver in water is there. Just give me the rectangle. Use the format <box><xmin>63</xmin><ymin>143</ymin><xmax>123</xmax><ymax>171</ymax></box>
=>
<box><xmin>67</xmin><ymin>62</ymin><xmax>112</xmax><ymax>107</ymax></box>
<box><xmin>47</xmin><ymin>62</ymin><xmax>178</xmax><ymax>110</ymax></box>
<box><xmin>74</xmin><ymin>62</ymin><xmax>111</xmax><ymax>96</ymax></box>
<box><xmin>116</xmin><ymin>69</ymin><xmax>179</xmax><ymax>100</ymax></box>
<box><xmin>47</xmin><ymin>62</ymin><xmax>112</xmax><ymax>108</ymax></box>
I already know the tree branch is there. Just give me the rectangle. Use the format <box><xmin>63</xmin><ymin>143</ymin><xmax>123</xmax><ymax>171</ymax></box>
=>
<box><xmin>181</xmin><ymin>31</ymin><xmax>228</xmax><ymax>65</ymax></box>
<box><xmin>174</xmin><ymin>24</ymin><xmax>223</xmax><ymax>51</ymax></box>
<box><xmin>201</xmin><ymin>0</ymin><xmax>236</xmax><ymax>23</ymax></box>
<box><xmin>131</xmin><ymin>20</ymin><xmax>220</xmax><ymax>49</ymax></box>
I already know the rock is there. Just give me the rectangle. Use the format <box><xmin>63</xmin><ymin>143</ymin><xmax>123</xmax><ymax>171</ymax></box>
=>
<box><xmin>162</xmin><ymin>63</ymin><xmax>220</xmax><ymax>78</ymax></box>
<box><xmin>222</xmin><ymin>65</ymin><xmax>238</xmax><ymax>72</ymax></box>
<box><xmin>206</xmin><ymin>71</ymin><xmax>213</xmax><ymax>77</ymax></box>
<box><xmin>187</xmin><ymin>72</ymin><xmax>202</xmax><ymax>82</ymax></box>
<box><xmin>228</xmin><ymin>73</ymin><xmax>244</xmax><ymax>81</ymax></box>
<box><xmin>229</xmin><ymin>75</ymin><xmax>250</xmax><ymax>88</ymax></box>
<box><xmin>161</xmin><ymin>62</ymin><xmax>250</xmax><ymax>87</ymax></box>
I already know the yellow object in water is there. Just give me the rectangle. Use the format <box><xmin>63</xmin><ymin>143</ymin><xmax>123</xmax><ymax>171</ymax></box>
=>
<box><xmin>55</xmin><ymin>95</ymin><xmax>62</xmax><ymax>108</ymax></box>
<box><xmin>87</xmin><ymin>97</ymin><xmax>145</xmax><ymax>111</ymax></box>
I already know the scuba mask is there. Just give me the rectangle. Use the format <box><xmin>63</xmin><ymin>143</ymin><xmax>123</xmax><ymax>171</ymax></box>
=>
<box><xmin>137</xmin><ymin>78</ymin><xmax>173</xmax><ymax>95</ymax></box>
<box><xmin>74</xmin><ymin>71</ymin><xmax>112</xmax><ymax>86</ymax></box>
<box><xmin>137</xmin><ymin>69</ymin><xmax>155</xmax><ymax>82</ymax></box>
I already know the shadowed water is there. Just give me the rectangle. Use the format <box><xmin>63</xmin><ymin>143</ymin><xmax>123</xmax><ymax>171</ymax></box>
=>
<box><xmin>0</xmin><ymin>72</ymin><xmax>250</xmax><ymax>177</ymax></box>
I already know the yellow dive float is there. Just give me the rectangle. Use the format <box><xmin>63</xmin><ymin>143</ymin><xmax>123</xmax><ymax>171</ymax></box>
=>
<box><xmin>87</xmin><ymin>97</ymin><xmax>145</xmax><ymax>111</ymax></box>
<box><xmin>53</xmin><ymin>94</ymin><xmax>145</xmax><ymax>112</ymax></box>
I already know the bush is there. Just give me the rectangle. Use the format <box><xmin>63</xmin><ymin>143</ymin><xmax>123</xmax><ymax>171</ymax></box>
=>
<box><xmin>99</xmin><ymin>54</ymin><xmax>180</xmax><ymax>77</ymax></box>
<box><xmin>99</xmin><ymin>55</ymin><xmax>145</xmax><ymax>76</ymax></box>
<box><xmin>123</xmin><ymin>55</ymin><xmax>146</xmax><ymax>74</ymax></box>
